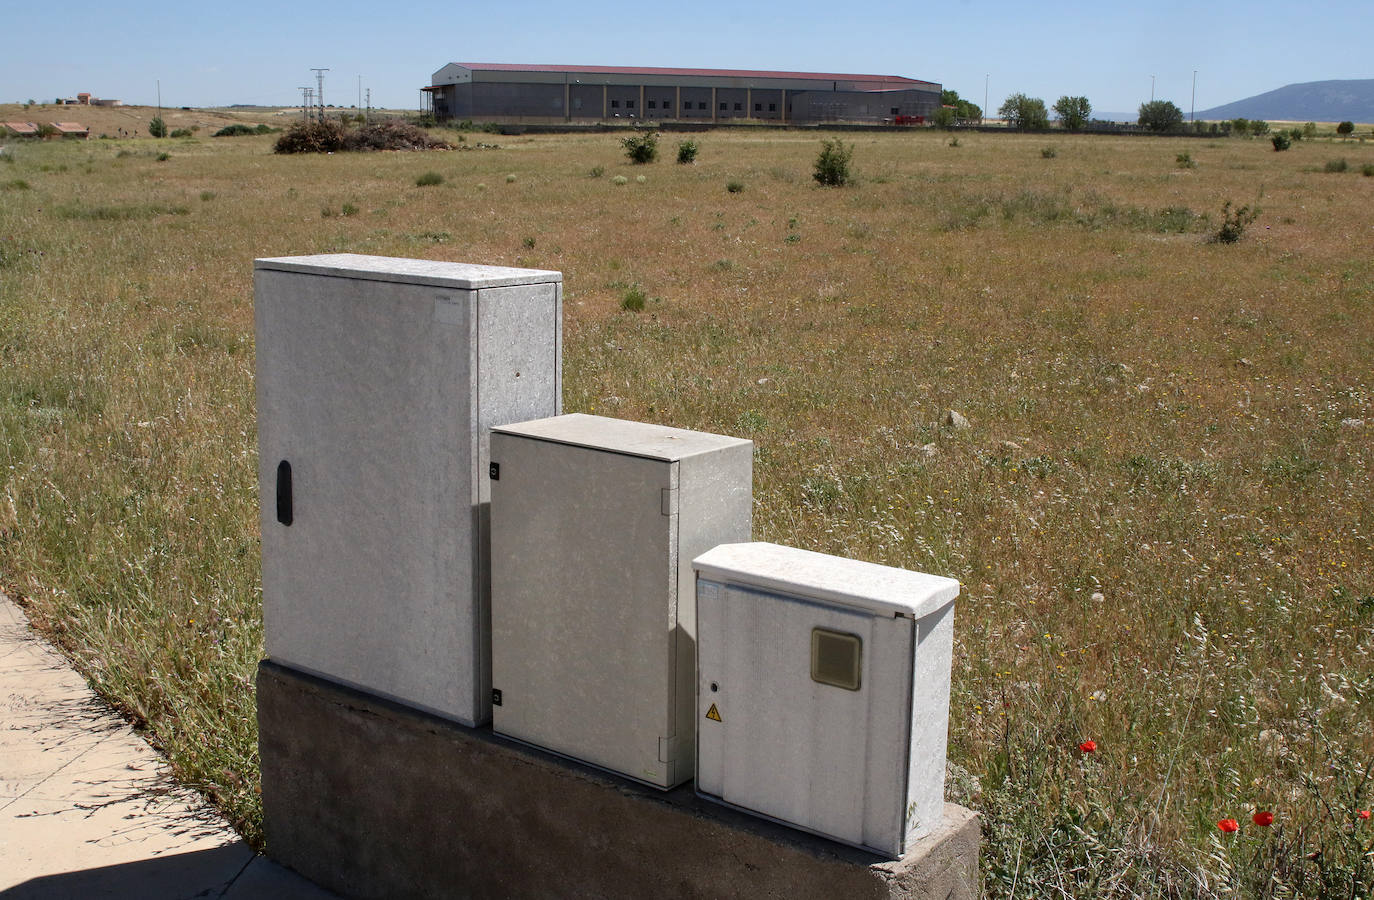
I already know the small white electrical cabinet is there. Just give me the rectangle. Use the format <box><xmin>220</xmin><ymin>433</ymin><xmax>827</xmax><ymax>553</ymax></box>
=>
<box><xmin>255</xmin><ymin>254</ymin><xmax>562</xmax><ymax>726</ymax></box>
<box><xmin>693</xmin><ymin>542</ymin><xmax>959</xmax><ymax>858</ymax></box>
<box><xmin>489</xmin><ymin>414</ymin><xmax>752</xmax><ymax>788</ymax></box>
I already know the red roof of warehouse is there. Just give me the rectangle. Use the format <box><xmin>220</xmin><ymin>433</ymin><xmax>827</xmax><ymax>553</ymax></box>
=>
<box><xmin>452</xmin><ymin>63</ymin><xmax>929</xmax><ymax>85</ymax></box>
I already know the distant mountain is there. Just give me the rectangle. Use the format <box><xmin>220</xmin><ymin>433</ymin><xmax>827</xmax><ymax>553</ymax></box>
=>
<box><xmin>1196</xmin><ymin>79</ymin><xmax>1374</xmax><ymax>122</ymax></box>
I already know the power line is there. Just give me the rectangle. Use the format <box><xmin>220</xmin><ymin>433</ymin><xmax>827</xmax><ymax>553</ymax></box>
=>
<box><xmin>311</xmin><ymin>68</ymin><xmax>329</xmax><ymax>119</ymax></box>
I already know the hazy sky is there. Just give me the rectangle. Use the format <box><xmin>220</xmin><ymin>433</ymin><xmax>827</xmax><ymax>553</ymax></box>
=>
<box><xmin>4</xmin><ymin>0</ymin><xmax>1371</xmax><ymax>115</ymax></box>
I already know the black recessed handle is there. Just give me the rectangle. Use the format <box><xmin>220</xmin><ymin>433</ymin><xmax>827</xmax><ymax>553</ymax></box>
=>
<box><xmin>276</xmin><ymin>460</ymin><xmax>293</xmax><ymax>526</ymax></box>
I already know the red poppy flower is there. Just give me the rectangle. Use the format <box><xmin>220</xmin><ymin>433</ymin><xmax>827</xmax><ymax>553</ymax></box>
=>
<box><xmin>1359</xmin><ymin>810</ymin><xmax>1371</xmax><ymax>821</ymax></box>
<box><xmin>1217</xmin><ymin>818</ymin><xmax>1240</xmax><ymax>833</ymax></box>
<box><xmin>1078</xmin><ymin>740</ymin><xmax>1097</xmax><ymax>753</ymax></box>
<box><xmin>1253</xmin><ymin>811</ymin><xmax>1274</xmax><ymax>827</ymax></box>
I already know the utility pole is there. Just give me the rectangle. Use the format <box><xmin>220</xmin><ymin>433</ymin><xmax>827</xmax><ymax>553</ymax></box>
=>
<box><xmin>358</xmin><ymin>74</ymin><xmax>362</xmax><ymax>110</ymax></box>
<box><xmin>1150</xmin><ymin>74</ymin><xmax>1156</xmax><ymax>103</ymax></box>
<box><xmin>311</xmin><ymin>68</ymin><xmax>329</xmax><ymax>120</ymax></box>
<box><xmin>299</xmin><ymin>87</ymin><xmax>312</xmax><ymax>120</ymax></box>
<box><xmin>1191</xmin><ymin>70</ymin><xmax>1197</xmax><ymax>122</ymax></box>
<box><xmin>984</xmin><ymin>74</ymin><xmax>988</xmax><ymax>123</ymax></box>
<box><xmin>365</xmin><ymin>88</ymin><xmax>371</xmax><ymax>124</ymax></box>
<box><xmin>156</xmin><ymin>79</ymin><xmax>161</xmax><ymax>131</ymax></box>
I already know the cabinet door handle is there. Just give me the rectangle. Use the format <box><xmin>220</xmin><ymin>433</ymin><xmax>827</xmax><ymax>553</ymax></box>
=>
<box><xmin>276</xmin><ymin>460</ymin><xmax>293</xmax><ymax>526</ymax></box>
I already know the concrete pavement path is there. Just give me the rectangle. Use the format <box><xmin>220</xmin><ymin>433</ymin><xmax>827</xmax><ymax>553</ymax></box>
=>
<box><xmin>0</xmin><ymin>592</ymin><xmax>337</xmax><ymax>898</ymax></box>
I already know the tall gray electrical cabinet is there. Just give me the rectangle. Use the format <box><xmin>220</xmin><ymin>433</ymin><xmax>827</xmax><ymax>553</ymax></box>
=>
<box><xmin>489</xmin><ymin>414</ymin><xmax>752</xmax><ymax>788</ymax></box>
<box><xmin>255</xmin><ymin>254</ymin><xmax>562</xmax><ymax>726</ymax></box>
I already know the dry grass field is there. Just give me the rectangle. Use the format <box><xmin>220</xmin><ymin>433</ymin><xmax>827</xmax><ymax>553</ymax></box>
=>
<box><xmin>1</xmin><ymin>117</ymin><xmax>1371</xmax><ymax>896</ymax></box>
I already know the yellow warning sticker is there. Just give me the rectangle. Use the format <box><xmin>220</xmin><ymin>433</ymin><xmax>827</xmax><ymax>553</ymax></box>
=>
<box><xmin>705</xmin><ymin>703</ymin><xmax>722</xmax><ymax>722</ymax></box>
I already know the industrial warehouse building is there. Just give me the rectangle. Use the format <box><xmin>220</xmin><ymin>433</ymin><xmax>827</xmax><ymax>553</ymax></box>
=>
<box><xmin>424</xmin><ymin>63</ymin><xmax>941</xmax><ymax>125</ymax></box>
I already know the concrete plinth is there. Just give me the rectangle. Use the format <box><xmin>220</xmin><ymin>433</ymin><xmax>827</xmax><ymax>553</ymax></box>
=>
<box><xmin>257</xmin><ymin>661</ymin><xmax>979</xmax><ymax>900</ymax></box>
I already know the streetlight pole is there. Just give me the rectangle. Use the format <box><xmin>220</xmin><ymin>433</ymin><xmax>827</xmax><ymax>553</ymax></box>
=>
<box><xmin>1150</xmin><ymin>75</ymin><xmax>1155</xmax><ymax>103</ymax></box>
<box><xmin>984</xmin><ymin>74</ymin><xmax>988</xmax><ymax>123</ymax></box>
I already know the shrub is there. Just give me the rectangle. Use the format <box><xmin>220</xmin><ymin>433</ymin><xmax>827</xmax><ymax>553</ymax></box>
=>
<box><xmin>621</xmin><ymin>284</ymin><xmax>648</xmax><ymax>312</ymax></box>
<box><xmin>948</xmin><ymin>137</ymin><xmax>960</xmax><ymax>147</ymax></box>
<box><xmin>589</xmin><ymin>165</ymin><xmax>605</xmax><ymax>178</ymax></box>
<box><xmin>635</xmin><ymin>174</ymin><xmax>646</xmax><ymax>184</ymax></box>
<box><xmin>199</xmin><ymin>191</ymin><xmax>215</xmax><ymax>202</ymax></box>
<box><xmin>813</xmin><ymin>138</ymin><xmax>853</xmax><ymax>186</ymax></box>
<box><xmin>611</xmin><ymin>175</ymin><xmax>628</xmax><ymax>185</ymax></box>
<box><xmin>275</xmin><ymin>119</ymin><xmax>448</xmax><ymax>154</ymax></box>
<box><xmin>214</xmin><ymin>124</ymin><xmax>258</xmax><ymax>137</ymax></box>
<box><xmin>1176</xmin><ymin>151</ymin><xmax>1196</xmax><ymax>167</ymax></box>
<box><xmin>676</xmin><ymin>139</ymin><xmax>699</xmax><ymax>164</ymax></box>
<box><xmin>1271</xmin><ymin>134</ymin><xmax>1291</xmax><ymax>151</ymax></box>
<box><xmin>1249</xmin><ymin>119</ymin><xmax>1270</xmax><ymax>136</ymax></box>
<box><xmin>169</xmin><ymin>128</ymin><xmax>192</xmax><ymax>138</ymax></box>
<box><xmin>344</xmin><ymin>120</ymin><xmax>450</xmax><ymax>151</ymax></box>
<box><xmin>275</xmin><ymin>119</ymin><xmax>346</xmax><ymax>153</ymax></box>
<box><xmin>156</xmin><ymin>152</ymin><xmax>170</xmax><ymax>162</ymax></box>
<box><xmin>621</xmin><ymin>131</ymin><xmax>658</xmax><ymax>164</ymax></box>
<box><xmin>148</xmin><ymin>117</ymin><xmax>167</xmax><ymax>138</ymax></box>
<box><xmin>1363</xmin><ymin>163</ymin><xmax>1374</xmax><ymax>177</ymax></box>
<box><xmin>415</xmin><ymin>171</ymin><xmax>444</xmax><ymax>186</ymax></box>
<box><xmin>505</xmin><ymin>173</ymin><xmax>516</xmax><ymax>183</ymax></box>
<box><xmin>1303</xmin><ymin>122</ymin><xmax>1318</xmax><ymax>139</ymax></box>
<box><xmin>1336</xmin><ymin>121</ymin><xmax>1355</xmax><ymax>135</ymax></box>
<box><xmin>1287</xmin><ymin>127</ymin><xmax>1304</xmax><ymax>142</ymax></box>
<box><xmin>726</xmin><ymin>179</ymin><xmax>744</xmax><ymax>193</ymax></box>
<box><xmin>341</xmin><ymin>203</ymin><xmax>359</xmax><ymax>216</ymax></box>
<box><xmin>1213</xmin><ymin>200</ymin><xmax>1259</xmax><ymax>243</ymax></box>
<box><xmin>1324</xmin><ymin>158</ymin><xmax>1349</xmax><ymax>173</ymax></box>
<box><xmin>1041</xmin><ymin>147</ymin><xmax>1057</xmax><ymax>159</ymax></box>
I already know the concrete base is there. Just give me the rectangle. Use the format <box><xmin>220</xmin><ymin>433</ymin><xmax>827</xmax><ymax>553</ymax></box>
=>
<box><xmin>257</xmin><ymin>661</ymin><xmax>979</xmax><ymax>900</ymax></box>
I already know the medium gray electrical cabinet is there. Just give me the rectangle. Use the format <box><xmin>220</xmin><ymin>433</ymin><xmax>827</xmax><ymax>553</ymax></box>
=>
<box><xmin>693</xmin><ymin>542</ymin><xmax>959</xmax><ymax>858</ymax></box>
<box><xmin>489</xmin><ymin>414</ymin><xmax>752</xmax><ymax>788</ymax></box>
<box><xmin>255</xmin><ymin>253</ymin><xmax>562</xmax><ymax>726</ymax></box>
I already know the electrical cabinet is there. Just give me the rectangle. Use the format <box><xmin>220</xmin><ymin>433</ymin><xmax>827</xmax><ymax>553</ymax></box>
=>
<box><xmin>694</xmin><ymin>542</ymin><xmax>959</xmax><ymax>858</ymax></box>
<box><xmin>489</xmin><ymin>414</ymin><xmax>752</xmax><ymax>788</ymax></box>
<box><xmin>255</xmin><ymin>253</ymin><xmax>562</xmax><ymax>726</ymax></box>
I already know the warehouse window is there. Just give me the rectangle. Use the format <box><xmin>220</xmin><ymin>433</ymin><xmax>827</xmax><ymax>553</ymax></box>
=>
<box><xmin>648</xmin><ymin>100</ymin><xmax>656</xmax><ymax>109</ymax></box>
<box><xmin>734</xmin><ymin>102</ymin><xmax>742</xmax><ymax>111</ymax></box>
<box><xmin>891</xmin><ymin>107</ymin><xmax>899</xmax><ymax>115</ymax></box>
<box><xmin>720</xmin><ymin>102</ymin><xmax>727</xmax><ymax>111</ymax></box>
<box><xmin>768</xmin><ymin>103</ymin><xmax>776</xmax><ymax>112</ymax></box>
<box><xmin>754</xmin><ymin>102</ymin><xmax>762</xmax><ymax>112</ymax></box>
<box><xmin>611</xmin><ymin>99</ymin><xmax>620</xmax><ymax>108</ymax></box>
<box><xmin>626</xmin><ymin>99</ymin><xmax>635</xmax><ymax>109</ymax></box>
<box><xmin>698</xmin><ymin>101</ymin><xmax>707</xmax><ymax>110</ymax></box>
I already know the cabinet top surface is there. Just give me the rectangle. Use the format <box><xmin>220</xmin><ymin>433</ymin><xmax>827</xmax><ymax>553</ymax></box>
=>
<box><xmin>493</xmin><ymin>413</ymin><xmax>751</xmax><ymax>461</ymax></box>
<box><xmin>693</xmin><ymin>542</ymin><xmax>960</xmax><ymax>619</ymax></box>
<box><xmin>255</xmin><ymin>253</ymin><xmax>563</xmax><ymax>289</ymax></box>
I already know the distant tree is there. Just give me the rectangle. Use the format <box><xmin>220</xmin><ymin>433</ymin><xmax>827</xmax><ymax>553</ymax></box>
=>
<box><xmin>937</xmin><ymin>89</ymin><xmax>982</xmax><ymax>122</ymax></box>
<box><xmin>1052</xmin><ymin>96</ymin><xmax>1092</xmax><ymax>130</ymax></box>
<box><xmin>1138</xmin><ymin>100</ymin><xmax>1184</xmax><ymax>132</ymax></box>
<box><xmin>932</xmin><ymin>107</ymin><xmax>957</xmax><ymax>128</ymax></box>
<box><xmin>999</xmin><ymin>93</ymin><xmax>1049</xmax><ymax>130</ymax></box>
<box><xmin>1336</xmin><ymin>120</ymin><xmax>1355</xmax><ymax>135</ymax></box>
<box><xmin>1302</xmin><ymin>122</ymin><xmax>1318</xmax><ymax>139</ymax></box>
<box><xmin>24</xmin><ymin>99</ymin><xmax>34</xmax><ymax>108</ymax></box>
<box><xmin>1229</xmin><ymin>117</ymin><xmax>1249</xmax><ymax>136</ymax></box>
<box><xmin>148</xmin><ymin>116</ymin><xmax>168</xmax><ymax>138</ymax></box>
<box><xmin>1248</xmin><ymin>119</ymin><xmax>1269</xmax><ymax>136</ymax></box>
